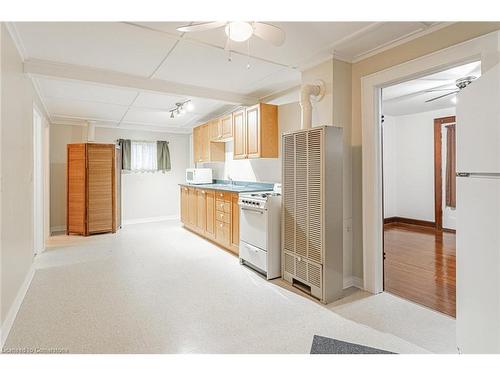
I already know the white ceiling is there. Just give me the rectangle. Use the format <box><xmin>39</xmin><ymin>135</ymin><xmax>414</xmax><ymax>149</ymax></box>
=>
<box><xmin>382</xmin><ymin>61</ymin><xmax>482</xmax><ymax>116</ymax></box>
<box><xmin>11</xmin><ymin>21</ymin><xmax>446</xmax><ymax>132</ymax></box>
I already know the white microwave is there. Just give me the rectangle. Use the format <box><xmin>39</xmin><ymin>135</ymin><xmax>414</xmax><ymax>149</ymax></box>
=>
<box><xmin>185</xmin><ymin>168</ymin><xmax>213</xmax><ymax>184</ymax></box>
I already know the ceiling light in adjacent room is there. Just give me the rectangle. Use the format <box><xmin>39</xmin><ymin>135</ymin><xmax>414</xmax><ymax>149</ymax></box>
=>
<box><xmin>225</xmin><ymin>22</ymin><xmax>253</xmax><ymax>42</ymax></box>
<box><xmin>451</xmin><ymin>96</ymin><xmax>457</xmax><ymax>104</ymax></box>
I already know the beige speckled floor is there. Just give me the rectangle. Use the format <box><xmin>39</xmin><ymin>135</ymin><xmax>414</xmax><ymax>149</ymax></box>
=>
<box><xmin>4</xmin><ymin>220</ymin><xmax>456</xmax><ymax>353</ymax></box>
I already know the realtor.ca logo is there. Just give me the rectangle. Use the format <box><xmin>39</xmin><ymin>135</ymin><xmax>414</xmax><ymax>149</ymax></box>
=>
<box><xmin>2</xmin><ymin>347</ymin><xmax>69</xmax><ymax>354</ymax></box>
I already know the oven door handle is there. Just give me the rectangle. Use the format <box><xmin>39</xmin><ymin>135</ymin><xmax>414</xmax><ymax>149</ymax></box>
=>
<box><xmin>241</xmin><ymin>207</ymin><xmax>265</xmax><ymax>214</ymax></box>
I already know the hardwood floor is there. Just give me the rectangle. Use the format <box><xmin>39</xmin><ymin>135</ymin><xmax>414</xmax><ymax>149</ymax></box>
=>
<box><xmin>384</xmin><ymin>222</ymin><xmax>456</xmax><ymax>317</ymax></box>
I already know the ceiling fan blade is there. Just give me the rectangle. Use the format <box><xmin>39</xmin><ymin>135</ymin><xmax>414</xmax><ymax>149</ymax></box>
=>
<box><xmin>177</xmin><ymin>21</ymin><xmax>227</xmax><ymax>33</ymax></box>
<box><xmin>424</xmin><ymin>88</ymin><xmax>456</xmax><ymax>92</ymax></box>
<box><xmin>252</xmin><ymin>22</ymin><xmax>285</xmax><ymax>46</ymax></box>
<box><xmin>425</xmin><ymin>91</ymin><xmax>459</xmax><ymax>103</ymax></box>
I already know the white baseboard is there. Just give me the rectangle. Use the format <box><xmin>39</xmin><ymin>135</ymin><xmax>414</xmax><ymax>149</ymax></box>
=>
<box><xmin>343</xmin><ymin>275</ymin><xmax>364</xmax><ymax>290</ymax></box>
<box><xmin>122</xmin><ymin>215</ymin><xmax>179</xmax><ymax>226</ymax></box>
<box><xmin>50</xmin><ymin>225</ymin><xmax>66</xmax><ymax>234</ymax></box>
<box><xmin>1</xmin><ymin>263</ymin><xmax>36</xmax><ymax>349</ymax></box>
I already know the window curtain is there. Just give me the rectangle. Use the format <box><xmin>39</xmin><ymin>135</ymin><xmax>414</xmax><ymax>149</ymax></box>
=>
<box><xmin>445</xmin><ymin>124</ymin><xmax>456</xmax><ymax>208</ymax></box>
<box><xmin>131</xmin><ymin>141</ymin><xmax>157</xmax><ymax>172</ymax></box>
<box><xmin>118</xmin><ymin>139</ymin><xmax>131</xmax><ymax>170</ymax></box>
<box><xmin>157</xmin><ymin>141</ymin><xmax>171</xmax><ymax>172</ymax></box>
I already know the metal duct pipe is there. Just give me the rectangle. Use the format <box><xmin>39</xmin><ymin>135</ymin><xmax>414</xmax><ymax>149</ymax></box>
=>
<box><xmin>300</xmin><ymin>80</ymin><xmax>325</xmax><ymax>129</ymax></box>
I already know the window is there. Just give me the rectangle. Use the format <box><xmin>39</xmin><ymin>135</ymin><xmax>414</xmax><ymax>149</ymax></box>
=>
<box><xmin>131</xmin><ymin>141</ymin><xmax>157</xmax><ymax>172</ymax></box>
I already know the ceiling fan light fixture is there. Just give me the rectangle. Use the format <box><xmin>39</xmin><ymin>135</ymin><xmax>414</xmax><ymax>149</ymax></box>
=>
<box><xmin>170</xmin><ymin>111</ymin><xmax>174</xmax><ymax>119</ymax></box>
<box><xmin>186</xmin><ymin>101</ymin><xmax>194</xmax><ymax>111</ymax></box>
<box><xmin>225</xmin><ymin>22</ymin><xmax>253</xmax><ymax>42</ymax></box>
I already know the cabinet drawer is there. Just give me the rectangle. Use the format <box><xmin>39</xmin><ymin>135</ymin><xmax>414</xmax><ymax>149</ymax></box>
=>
<box><xmin>215</xmin><ymin>191</ymin><xmax>231</xmax><ymax>201</ymax></box>
<box><xmin>216</xmin><ymin>200</ymin><xmax>231</xmax><ymax>213</ymax></box>
<box><xmin>216</xmin><ymin>211</ymin><xmax>230</xmax><ymax>223</ymax></box>
<box><xmin>215</xmin><ymin>220</ymin><xmax>230</xmax><ymax>245</ymax></box>
<box><xmin>240</xmin><ymin>241</ymin><xmax>267</xmax><ymax>272</ymax></box>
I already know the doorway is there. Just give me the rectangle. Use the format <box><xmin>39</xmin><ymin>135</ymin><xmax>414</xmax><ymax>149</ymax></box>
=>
<box><xmin>33</xmin><ymin>107</ymin><xmax>44</xmax><ymax>255</ymax></box>
<box><xmin>380</xmin><ymin>62</ymin><xmax>480</xmax><ymax>316</ymax></box>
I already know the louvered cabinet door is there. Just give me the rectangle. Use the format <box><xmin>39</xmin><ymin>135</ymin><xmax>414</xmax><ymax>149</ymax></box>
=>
<box><xmin>294</xmin><ymin>132</ymin><xmax>308</xmax><ymax>258</ymax></box>
<box><xmin>87</xmin><ymin>144</ymin><xmax>115</xmax><ymax>234</ymax></box>
<box><xmin>282</xmin><ymin>134</ymin><xmax>295</xmax><ymax>255</ymax></box>
<box><xmin>307</xmin><ymin>128</ymin><xmax>323</xmax><ymax>264</ymax></box>
<box><xmin>67</xmin><ymin>144</ymin><xmax>87</xmax><ymax>235</ymax></box>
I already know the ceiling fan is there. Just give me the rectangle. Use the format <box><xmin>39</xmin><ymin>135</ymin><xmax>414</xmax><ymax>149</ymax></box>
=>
<box><xmin>176</xmin><ymin>21</ymin><xmax>286</xmax><ymax>49</ymax></box>
<box><xmin>425</xmin><ymin>75</ymin><xmax>477</xmax><ymax>103</ymax></box>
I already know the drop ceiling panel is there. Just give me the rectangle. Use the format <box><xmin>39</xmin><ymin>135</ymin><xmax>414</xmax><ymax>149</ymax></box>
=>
<box><xmin>133</xmin><ymin>92</ymin><xmax>225</xmax><ymax>114</ymax></box>
<box><xmin>44</xmin><ymin>97</ymin><xmax>128</xmax><ymax>121</ymax></box>
<box><xmin>123</xmin><ymin>107</ymin><xmax>198</xmax><ymax>127</ymax></box>
<box><xmin>15</xmin><ymin>22</ymin><xmax>177</xmax><ymax>76</ymax></box>
<box><xmin>137</xmin><ymin>22</ymin><xmax>373</xmax><ymax>67</ymax></box>
<box><xmin>335</xmin><ymin>22</ymin><xmax>429</xmax><ymax>61</ymax></box>
<box><xmin>35</xmin><ymin>77</ymin><xmax>138</xmax><ymax>105</ymax></box>
<box><xmin>153</xmin><ymin>40</ymin><xmax>290</xmax><ymax>95</ymax></box>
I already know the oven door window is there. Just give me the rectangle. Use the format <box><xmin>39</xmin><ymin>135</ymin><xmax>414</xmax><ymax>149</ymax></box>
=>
<box><xmin>240</xmin><ymin>207</ymin><xmax>268</xmax><ymax>250</ymax></box>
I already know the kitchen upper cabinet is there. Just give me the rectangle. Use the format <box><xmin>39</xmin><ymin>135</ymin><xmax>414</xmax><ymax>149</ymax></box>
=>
<box><xmin>180</xmin><ymin>186</ymin><xmax>189</xmax><ymax>224</ymax></box>
<box><xmin>233</xmin><ymin>108</ymin><xmax>246</xmax><ymax>159</ymax></box>
<box><xmin>246</xmin><ymin>103</ymin><xmax>278</xmax><ymax>159</ymax></box>
<box><xmin>205</xmin><ymin>190</ymin><xmax>215</xmax><ymax>239</ymax></box>
<box><xmin>193</xmin><ymin>122</ymin><xmax>225</xmax><ymax>163</ymax></box>
<box><xmin>220</xmin><ymin>114</ymin><xmax>233</xmax><ymax>140</ymax></box>
<box><xmin>208</xmin><ymin>119</ymin><xmax>221</xmax><ymax>141</ymax></box>
<box><xmin>233</xmin><ymin>103</ymin><xmax>278</xmax><ymax>160</ymax></box>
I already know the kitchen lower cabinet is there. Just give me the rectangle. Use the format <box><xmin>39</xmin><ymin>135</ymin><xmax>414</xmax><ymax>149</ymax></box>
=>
<box><xmin>180</xmin><ymin>186</ymin><xmax>239</xmax><ymax>254</ymax></box>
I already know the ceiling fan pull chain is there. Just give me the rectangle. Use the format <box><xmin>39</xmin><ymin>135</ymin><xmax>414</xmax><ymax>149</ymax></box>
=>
<box><xmin>247</xmin><ymin>39</ymin><xmax>251</xmax><ymax>69</ymax></box>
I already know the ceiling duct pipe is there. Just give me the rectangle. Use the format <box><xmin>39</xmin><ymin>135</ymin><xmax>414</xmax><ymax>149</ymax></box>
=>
<box><xmin>300</xmin><ymin>80</ymin><xmax>325</xmax><ymax>130</ymax></box>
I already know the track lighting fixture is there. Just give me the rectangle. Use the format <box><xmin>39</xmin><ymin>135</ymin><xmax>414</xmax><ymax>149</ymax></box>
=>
<box><xmin>168</xmin><ymin>100</ymin><xmax>194</xmax><ymax>119</ymax></box>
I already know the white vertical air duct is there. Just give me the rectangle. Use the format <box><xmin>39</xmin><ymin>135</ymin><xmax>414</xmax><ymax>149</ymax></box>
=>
<box><xmin>300</xmin><ymin>80</ymin><xmax>325</xmax><ymax>129</ymax></box>
<box><xmin>87</xmin><ymin>121</ymin><xmax>96</xmax><ymax>142</ymax></box>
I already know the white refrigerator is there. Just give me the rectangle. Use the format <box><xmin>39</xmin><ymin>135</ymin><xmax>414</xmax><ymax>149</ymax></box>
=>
<box><xmin>456</xmin><ymin>63</ymin><xmax>500</xmax><ymax>353</ymax></box>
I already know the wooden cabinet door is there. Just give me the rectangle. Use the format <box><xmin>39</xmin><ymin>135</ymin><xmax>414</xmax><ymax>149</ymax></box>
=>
<box><xmin>200</xmin><ymin>124</ymin><xmax>209</xmax><ymax>162</ymax></box>
<box><xmin>197</xmin><ymin>189</ymin><xmax>207</xmax><ymax>231</ymax></box>
<box><xmin>246</xmin><ymin>104</ymin><xmax>260</xmax><ymax>158</ymax></box>
<box><xmin>180</xmin><ymin>186</ymin><xmax>189</xmax><ymax>224</ymax></box>
<box><xmin>208</xmin><ymin>119</ymin><xmax>221</xmax><ymax>141</ymax></box>
<box><xmin>205</xmin><ymin>190</ymin><xmax>215</xmax><ymax>238</ymax></box>
<box><xmin>230</xmin><ymin>193</ymin><xmax>240</xmax><ymax>254</ymax></box>
<box><xmin>233</xmin><ymin>108</ymin><xmax>246</xmax><ymax>159</ymax></box>
<box><xmin>188</xmin><ymin>188</ymin><xmax>197</xmax><ymax>226</ymax></box>
<box><xmin>220</xmin><ymin>114</ymin><xmax>232</xmax><ymax>139</ymax></box>
<box><xmin>67</xmin><ymin>144</ymin><xmax>87</xmax><ymax>235</ymax></box>
<box><xmin>193</xmin><ymin>126</ymin><xmax>201</xmax><ymax>163</ymax></box>
<box><xmin>86</xmin><ymin>143</ymin><xmax>115</xmax><ymax>234</ymax></box>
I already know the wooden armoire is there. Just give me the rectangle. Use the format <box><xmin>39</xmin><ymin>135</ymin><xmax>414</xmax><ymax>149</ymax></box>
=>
<box><xmin>67</xmin><ymin>143</ymin><xmax>118</xmax><ymax>236</ymax></box>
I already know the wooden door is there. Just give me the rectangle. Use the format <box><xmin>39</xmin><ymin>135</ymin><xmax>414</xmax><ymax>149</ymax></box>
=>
<box><xmin>180</xmin><ymin>186</ymin><xmax>189</xmax><ymax>224</ymax></box>
<box><xmin>205</xmin><ymin>190</ymin><xmax>215</xmax><ymax>238</ymax></box>
<box><xmin>220</xmin><ymin>114</ymin><xmax>232</xmax><ymax>139</ymax></box>
<box><xmin>233</xmin><ymin>108</ymin><xmax>246</xmax><ymax>159</ymax></box>
<box><xmin>230</xmin><ymin>193</ymin><xmax>239</xmax><ymax>254</ymax></box>
<box><xmin>246</xmin><ymin>104</ymin><xmax>260</xmax><ymax>158</ymax></box>
<box><xmin>86</xmin><ymin>144</ymin><xmax>115</xmax><ymax>234</ymax></box>
<box><xmin>67</xmin><ymin>144</ymin><xmax>87</xmax><ymax>235</ymax></box>
<box><xmin>188</xmin><ymin>188</ymin><xmax>197</xmax><ymax>226</ymax></box>
<box><xmin>197</xmin><ymin>189</ymin><xmax>207</xmax><ymax>231</ymax></box>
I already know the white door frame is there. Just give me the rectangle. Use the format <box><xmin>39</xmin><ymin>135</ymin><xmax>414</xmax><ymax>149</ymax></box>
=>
<box><xmin>33</xmin><ymin>106</ymin><xmax>44</xmax><ymax>255</ymax></box>
<box><xmin>361</xmin><ymin>30</ymin><xmax>500</xmax><ymax>294</ymax></box>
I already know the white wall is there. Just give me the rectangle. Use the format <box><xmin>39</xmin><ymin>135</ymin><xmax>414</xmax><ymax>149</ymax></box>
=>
<box><xmin>1</xmin><ymin>24</ymin><xmax>50</xmax><ymax>331</ymax></box>
<box><xmin>382</xmin><ymin>107</ymin><xmax>456</xmax><ymax>222</ymax></box>
<box><xmin>49</xmin><ymin>124</ymin><xmax>190</xmax><ymax>230</ymax></box>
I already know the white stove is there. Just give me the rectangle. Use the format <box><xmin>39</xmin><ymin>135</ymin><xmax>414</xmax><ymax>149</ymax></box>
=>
<box><xmin>238</xmin><ymin>190</ymin><xmax>281</xmax><ymax>280</ymax></box>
